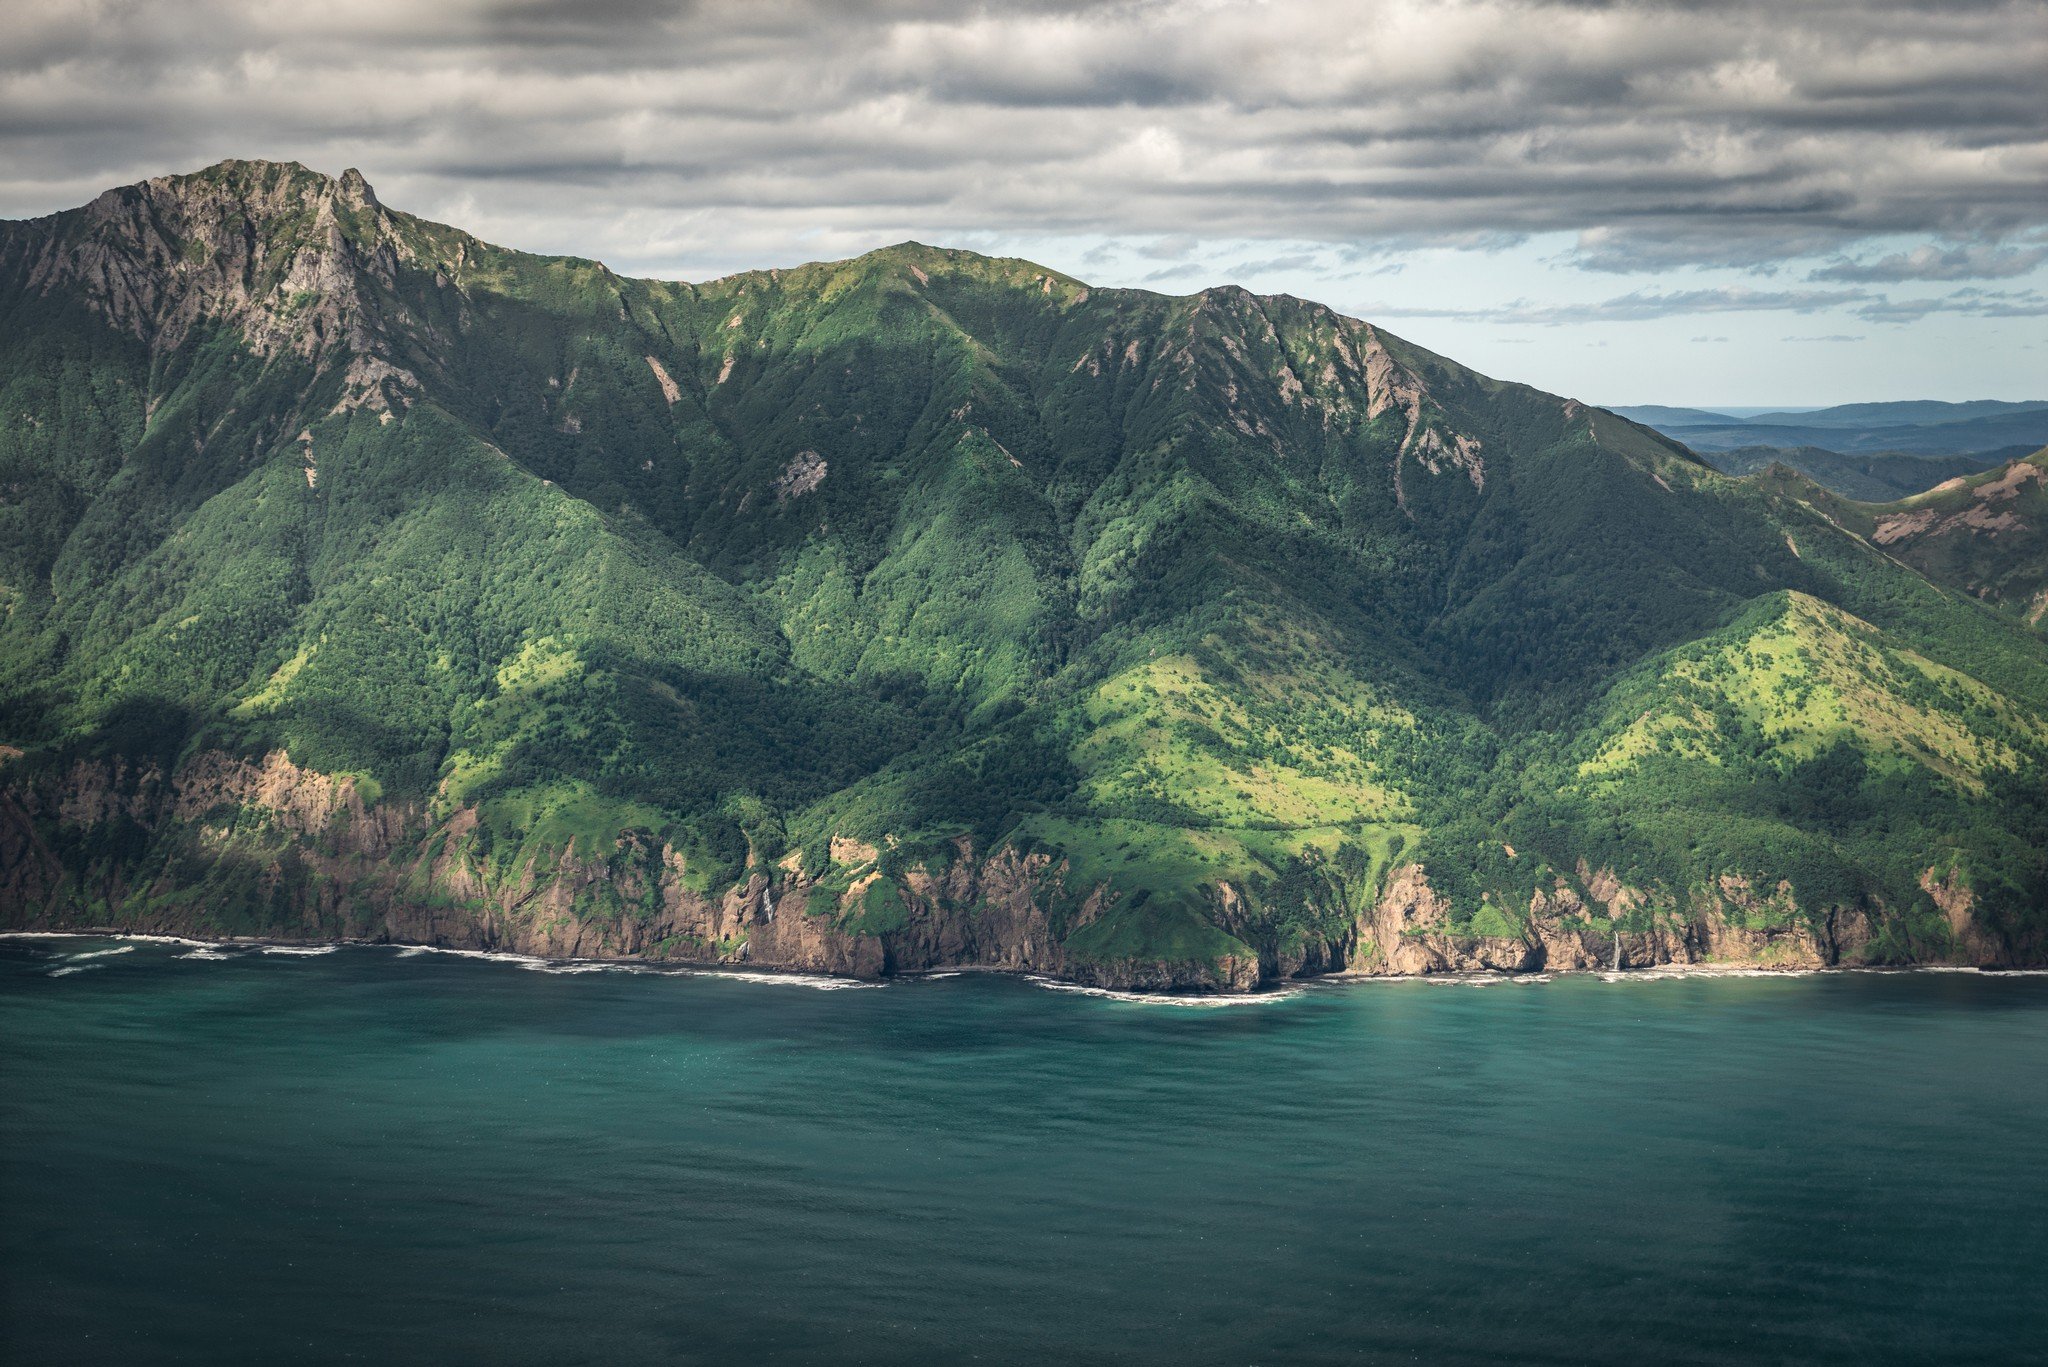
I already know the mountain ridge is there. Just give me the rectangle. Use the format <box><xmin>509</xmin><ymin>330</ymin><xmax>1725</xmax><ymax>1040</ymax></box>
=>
<box><xmin>3</xmin><ymin>160</ymin><xmax>2044</xmax><ymax>989</ymax></box>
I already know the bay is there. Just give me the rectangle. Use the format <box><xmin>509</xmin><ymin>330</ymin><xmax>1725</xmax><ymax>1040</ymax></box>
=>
<box><xmin>3</xmin><ymin>938</ymin><xmax>2044</xmax><ymax>1365</ymax></box>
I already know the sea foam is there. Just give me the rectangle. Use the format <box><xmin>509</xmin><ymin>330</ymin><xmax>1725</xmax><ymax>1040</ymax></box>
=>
<box><xmin>697</xmin><ymin>969</ymin><xmax>882</xmax><ymax>990</ymax></box>
<box><xmin>1024</xmin><ymin>975</ymin><xmax>1302</xmax><ymax>1006</ymax></box>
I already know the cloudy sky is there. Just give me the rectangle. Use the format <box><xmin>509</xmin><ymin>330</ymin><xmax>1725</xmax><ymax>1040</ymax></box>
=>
<box><xmin>4</xmin><ymin>0</ymin><xmax>2044</xmax><ymax>405</ymax></box>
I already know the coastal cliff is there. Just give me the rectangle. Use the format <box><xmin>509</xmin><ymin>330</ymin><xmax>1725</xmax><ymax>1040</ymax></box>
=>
<box><xmin>5</xmin><ymin>748</ymin><xmax>2033</xmax><ymax>990</ymax></box>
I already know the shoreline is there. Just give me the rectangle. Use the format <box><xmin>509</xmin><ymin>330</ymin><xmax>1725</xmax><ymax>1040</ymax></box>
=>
<box><xmin>7</xmin><ymin>928</ymin><xmax>2045</xmax><ymax>995</ymax></box>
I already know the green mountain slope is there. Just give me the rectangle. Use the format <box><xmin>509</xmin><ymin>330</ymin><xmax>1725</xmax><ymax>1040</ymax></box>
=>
<box><xmin>3</xmin><ymin>160</ymin><xmax>2045</xmax><ymax>986</ymax></box>
<box><xmin>1754</xmin><ymin>450</ymin><xmax>2048</xmax><ymax>627</ymax></box>
<box><xmin>1694</xmin><ymin>445</ymin><xmax>2013</xmax><ymax>500</ymax></box>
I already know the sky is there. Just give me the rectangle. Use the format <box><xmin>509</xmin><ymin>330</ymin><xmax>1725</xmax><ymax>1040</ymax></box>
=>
<box><xmin>2</xmin><ymin>0</ymin><xmax>2044</xmax><ymax>406</ymax></box>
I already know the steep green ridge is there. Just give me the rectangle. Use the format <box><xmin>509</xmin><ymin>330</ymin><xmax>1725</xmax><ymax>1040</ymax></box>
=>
<box><xmin>1696</xmin><ymin>444</ymin><xmax>2013</xmax><ymax>501</ymax></box>
<box><xmin>3</xmin><ymin>160</ymin><xmax>2045</xmax><ymax>983</ymax></box>
<box><xmin>1754</xmin><ymin>450</ymin><xmax>2048</xmax><ymax>628</ymax></box>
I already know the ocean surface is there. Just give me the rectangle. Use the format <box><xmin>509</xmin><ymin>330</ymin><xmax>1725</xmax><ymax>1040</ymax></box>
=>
<box><xmin>3</xmin><ymin>939</ymin><xmax>2045</xmax><ymax>1366</ymax></box>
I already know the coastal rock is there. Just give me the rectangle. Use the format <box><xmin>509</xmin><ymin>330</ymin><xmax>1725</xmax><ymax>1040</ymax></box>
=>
<box><xmin>3</xmin><ymin>750</ymin><xmax>2043</xmax><ymax>993</ymax></box>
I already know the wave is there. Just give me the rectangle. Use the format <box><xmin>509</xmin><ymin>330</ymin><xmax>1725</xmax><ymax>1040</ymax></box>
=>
<box><xmin>1024</xmin><ymin>976</ymin><xmax>1303</xmax><ymax>1007</ymax></box>
<box><xmin>1599</xmin><ymin>966</ymin><xmax>1822</xmax><ymax>982</ymax></box>
<box><xmin>696</xmin><ymin>969</ymin><xmax>882</xmax><ymax>991</ymax></box>
<box><xmin>380</xmin><ymin>945</ymin><xmax>541</xmax><ymax>965</ymax></box>
<box><xmin>66</xmin><ymin>945</ymin><xmax>136</xmax><ymax>961</ymax></box>
<box><xmin>259</xmin><ymin>945</ymin><xmax>338</xmax><ymax>956</ymax></box>
<box><xmin>47</xmin><ymin>963</ymin><xmax>103</xmax><ymax>977</ymax></box>
<box><xmin>375</xmin><ymin>943</ymin><xmax>866</xmax><ymax>987</ymax></box>
<box><xmin>0</xmin><ymin>931</ymin><xmax>214</xmax><ymax>948</ymax></box>
<box><xmin>176</xmin><ymin>948</ymin><xmax>237</xmax><ymax>961</ymax></box>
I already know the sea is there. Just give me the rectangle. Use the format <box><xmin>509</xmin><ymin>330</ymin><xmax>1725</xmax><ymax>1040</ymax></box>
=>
<box><xmin>3</xmin><ymin>935</ymin><xmax>2044</xmax><ymax>1365</ymax></box>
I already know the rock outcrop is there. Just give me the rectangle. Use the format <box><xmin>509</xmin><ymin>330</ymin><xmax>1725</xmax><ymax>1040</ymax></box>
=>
<box><xmin>10</xmin><ymin>159</ymin><xmax>427</xmax><ymax>412</ymax></box>
<box><xmin>4</xmin><ymin>749</ymin><xmax>2032</xmax><ymax>991</ymax></box>
<box><xmin>0</xmin><ymin>750</ymin><xmax>1258</xmax><ymax>991</ymax></box>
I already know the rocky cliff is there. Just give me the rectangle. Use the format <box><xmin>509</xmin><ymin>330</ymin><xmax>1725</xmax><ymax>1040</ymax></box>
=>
<box><xmin>4</xmin><ymin>747</ymin><xmax>2028</xmax><ymax>989</ymax></box>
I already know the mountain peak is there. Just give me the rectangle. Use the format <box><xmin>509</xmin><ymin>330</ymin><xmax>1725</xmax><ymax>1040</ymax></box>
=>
<box><xmin>337</xmin><ymin>166</ymin><xmax>379</xmax><ymax>209</ymax></box>
<box><xmin>0</xmin><ymin>156</ymin><xmax>422</xmax><ymax>412</ymax></box>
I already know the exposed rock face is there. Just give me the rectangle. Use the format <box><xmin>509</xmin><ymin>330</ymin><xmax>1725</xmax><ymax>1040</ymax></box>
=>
<box><xmin>1334</xmin><ymin>862</ymin><xmax>1923</xmax><ymax>979</ymax></box>
<box><xmin>644</xmin><ymin>354</ymin><xmax>681</xmax><ymax>405</ymax></box>
<box><xmin>1863</xmin><ymin>453</ymin><xmax>2048</xmax><ymax>620</ymax></box>
<box><xmin>10</xmin><ymin>160</ymin><xmax>423</xmax><ymax>411</ymax></box>
<box><xmin>0</xmin><ymin>751</ymin><xmax>1252</xmax><ymax>991</ymax></box>
<box><xmin>1357</xmin><ymin>324</ymin><xmax>1485</xmax><ymax>493</ymax></box>
<box><xmin>1351</xmin><ymin>863</ymin><xmax>1536</xmax><ymax>974</ymax></box>
<box><xmin>4</xmin><ymin>750</ymin><xmax>2037</xmax><ymax>989</ymax></box>
<box><xmin>1913</xmin><ymin>865</ymin><xmax>2025</xmax><ymax>966</ymax></box>
<box><xmin>774</xmin><ymin>449</ymin><xmax>827</xmax><ymax>500</ymax></box>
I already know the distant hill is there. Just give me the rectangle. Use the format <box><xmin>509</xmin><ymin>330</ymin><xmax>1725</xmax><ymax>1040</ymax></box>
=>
<box><xmin>3</xmin><ymin>159</ymin><xmax>2046</xmax><ymax>986</ymax></box>
<box><xmin>1753</xmin><ymin>449</ymin><xmax>2048</xmax><ymax>628</ymax></box>
<box><xmin>1635</xmin><ymin>405</ymin><xmax>2048</xmax><ymax>458</ymax></box>
<box><xmin>1697</xmin><ymin>445</ymin><xmax>2016</xmax><ymax>501</ymax></box>
<box><xmin>1742</xmin><ymin>400</ymin><xmax>2048</xmax><ymax>428</ymax></box>
<box><xmin>1610</xmin><ymin>404</ymin><xmax>1740</xmax><ymax>427</ymax></box>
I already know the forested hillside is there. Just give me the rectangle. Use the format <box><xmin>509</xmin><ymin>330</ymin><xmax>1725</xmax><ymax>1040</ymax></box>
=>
<box><xmin>3</xmin><ymin>161</ymin><xmax>2044</xmax><ymax>987</ymax></box>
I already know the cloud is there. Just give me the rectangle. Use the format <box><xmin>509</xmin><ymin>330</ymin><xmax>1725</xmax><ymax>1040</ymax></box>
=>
<box><xmin>1225</xmin><ymin>253</ymin><xmax>1324</xmax><ymax>276</ymax></box>
<box><xmin>1853</xmin><ymin>288</ymin><xmax>2048</xmax><ymax>323</ymax></box>
<box><xmin>1813</xmin><ymin>243</ymin><xmax>2048</xmax><ymax>282</ymax></box>
<box><xmin>0</xmin><ymin>0</ymin><xmax>2040</xmax><ymax>282</ymax></box>
<box><xmin>1366</xmin><ymin>285</ymin><xmax>1874</xmax><ymax>325</ymax></box>
<box><xmin>1782</xmin><ymin>334</ymin><xmax>1864</xmax><ymax>342</ymax></box>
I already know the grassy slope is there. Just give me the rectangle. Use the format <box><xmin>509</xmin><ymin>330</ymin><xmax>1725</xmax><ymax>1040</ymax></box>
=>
<box><xmin>1696</xmin><ymin>445</ymin><xmax>2013</xmax><ymax>501</ymax></box>
<box><xmin>1748</xmin><ymin>451</ymin><xmax>2048</xmax><ymax>627</ymax></box>
<box><xmin>3</xmin><ymin>161</ymin><xmax>2045</xmax><ymax>965</ymax></box>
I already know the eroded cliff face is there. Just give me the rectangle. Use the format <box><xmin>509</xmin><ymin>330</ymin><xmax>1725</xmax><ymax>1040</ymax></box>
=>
<box><xmin>0</xmin><ymin>750</ymin><xmax>2028</xmax><ymax>991</ymax></box>
<box><xmin>0</xmin><ymin>750</ymin><xmax>1255</xmax><ymax>990</ymax></box>
<box><xmin>9</xmin><ymin>160</ymin><xmax>426</xmax><ymax>412</ymax></box>
<box><xmin>1341</xmin><ymin>863</ymin><xmax>1872</xmax><ymax>977</ymax></box>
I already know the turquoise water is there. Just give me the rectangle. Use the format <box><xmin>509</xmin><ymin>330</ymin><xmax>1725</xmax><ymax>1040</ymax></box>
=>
<box><xmin>3</xmin><ymin>939</ymin><xmax>2045</xmax><ymax>1366</ymax></box>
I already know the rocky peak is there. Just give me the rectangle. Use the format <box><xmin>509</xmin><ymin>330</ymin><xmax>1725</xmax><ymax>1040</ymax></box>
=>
<box><xmin>337</xmin><ymin>166</ymin><xmax>380</xmax><ymax>210</ymax></box>
<box><xmin>8</xmin><ymin>159</ymin><xmax>422</xmax><ymax>410</ymax></box>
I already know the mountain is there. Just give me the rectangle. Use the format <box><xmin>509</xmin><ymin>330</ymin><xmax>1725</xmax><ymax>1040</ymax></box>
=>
<box><xmin>1755</xmin><ymin>450</ymin><xmax>2048</xmax><ymax>627</ymax></box>
<box><xmin>1630</xmin><ymin>404</ymin><xmax>2048</xmax><ymax>459</ymax></box>
<box><xmin>1741</xmin><ymin>400</ymin><xmax>2048</xmax><ymax>429</ymax></box>
<box><xmin>3</xmin><ymin>160</ymin><xmax>2045</xmax><ymax>987</ymax></box>
<box><xmin>1609</xmin><ymin>404</ymin><xmax>1741</xmax><ymax>427</ymax></box>
<box><xmin>1695</xmin><ymin>445</ymin><xmax>2015</xmax><ymax>501</ymax></box>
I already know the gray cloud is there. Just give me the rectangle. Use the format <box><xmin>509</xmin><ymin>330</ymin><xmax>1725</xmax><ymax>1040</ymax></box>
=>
<box><xmin>1813</xmin><ymin>243</ymin><xmax>2048</xmax><ymax>282</ymax></box>
<box><xmin>1369</xmin><ymin>278</ymin><xmax>2048</xmax><ymax>327</ymax></box>
<box><xmin>1367</xmin><ymin>285</ymin><xmax>1877</xmax><ymax>324</ymax></box>
<box><xmin>0</xmin><ymin>0</ymin><xmax>2042</xmax><ymax>284</ymax></box>
<box><xmin>1226</xmin><ymin>253</ymin><xmax>1325</xmax><ymax>276</ymax></box>
<box><xmin>1852</xmin><ymin>287</ymin><xmax>2048</xmax><ymax>323</ymax></box>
